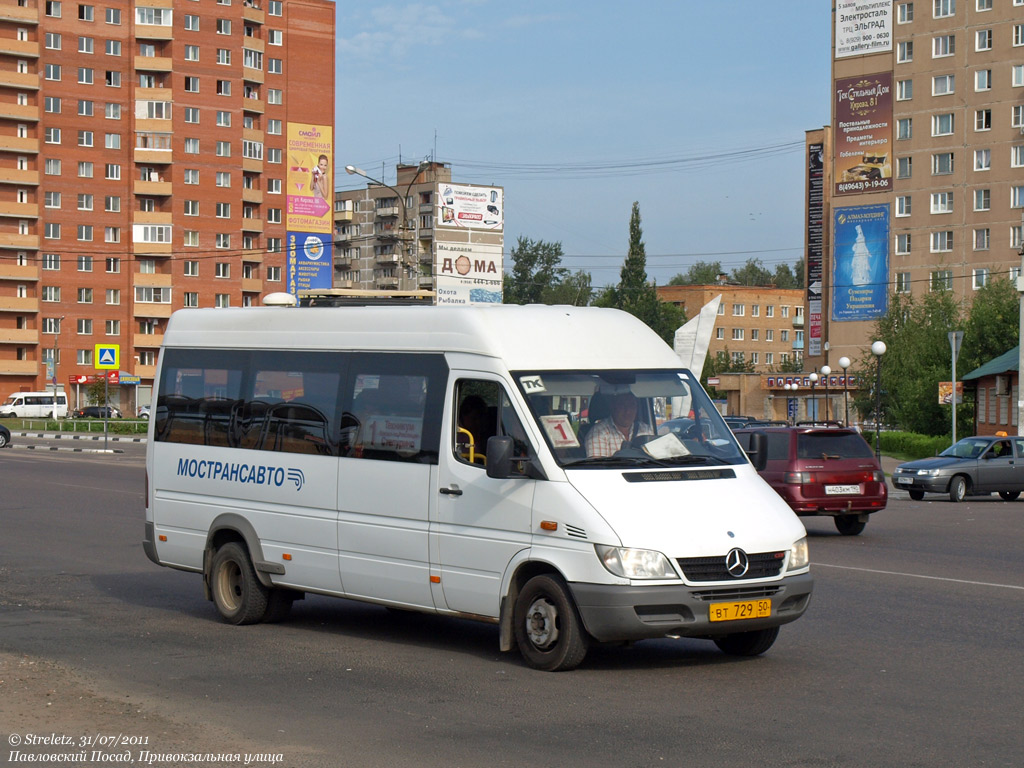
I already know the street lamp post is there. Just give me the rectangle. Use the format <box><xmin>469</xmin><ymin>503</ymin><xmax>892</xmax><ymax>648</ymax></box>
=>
<box><xmin>345</xmin><ymin>162</ymin><xmax>430</xmax><ymax>290</ymax></box>
<box><xmin>871</xmin><ymin>341</ymin><xmax>887</xmax><ymax>459</ymax></box>
<box><xmin>808</xmin><ymin>372</ymin><xmax>819</xmax><ymax>421</ymax></box>
<box><xmin>820</xmin><ymin>365</ymin><xmax>832</xmax><ymax>422</ymax></box>
<box><xmin>838</xmin><ymin>356</ymin><xmax>851</xmax><ymax>427</ymax></box>
<box><xmin>783</xmin><ymin>382</ymin><xmax>792</xmax><ymax>423</ymax></box>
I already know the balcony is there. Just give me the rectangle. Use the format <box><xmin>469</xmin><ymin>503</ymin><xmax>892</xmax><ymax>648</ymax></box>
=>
<box><xmin>133</xmin><ymin>212</ymin><xmax>173</xmax><ymax>226</ymax></box>
<box><xmin>0</xmin><ymin>136</ymin><xmax>39</xmax><ymax>155</ymax></box>
<box><xmin>792</xmin><ymin>339</ymin><xmax>805</xmax><ymax>350</ymax></box>
<box><xmin>0</xmin><ymin>328</ymin><xmax>39</xmax><ymax>345</ymax></box>
<box><xmin>133</xmin><ymin>333</ymin><xmax>164</xmax><ymax>349</ymax></box>
<box><xmin>241</xmin><ymin>157</ymin><xmax>263</xmax><ymax>173</ymax></box>
<box><xmin>242</xmin><ymin>188</ymin><xmax>264</xmax><ymax>204</ymax></box>
<box><xmin>132</xmin><ymin>303</ymin><xmax>173</xmax><ymax>319</ymax></box>
<box><xmin>375</xmin><ymin>253</ymin><xmax>400</xmax><ymax>266</ymax></box>
<box><xmin>132</xmin><ymin>241</ymin><xmax>173</xmax><ymax>256</ymax></box>
<box><xmin>0</xmin><ymin>263</ymin><xmax>39</xmax><ymax>281</ymax></box>
<box><xmin>0</xmin><ymin>71</ymin><xmax>40</xmax><ymax>91</ymax></box>
<box><xmin>135</xmin><ymin>364</ymin><xmax>157</xmax><ymax>380</ymax></box>
<box><xmin>0</xmin><ymin>233</ymin><xmax>39</xmax><ymax>250</ymax></box>
<box><xmin>241</xmin><ymin>96</ymin><xmax>265</xmax><ymax>114</ymax></box>
<box><xmin>0</xmin><ymin>202</ymin><xmax>38</xmax><ymax>219</ymax></box>
<box><xmin>0</xmin><ymin>168</ymin><xmax>39</xmax><ymax>186</ymax></box>
<box><xmin>133</xmin><ymin>273</ymin><xmax>172</xmax><ymax>288</ymax></box>
<box><xmin>242</xmin><ymin>66</ymin><xmax>264</xmax><ymax>85</ymax></box>
<box><xmin>135</xmin><ymin>56</ymin><xmax>173</xmax><ymax>72</ymax></box>
<box><xmin>0</xmin><ymin>39</ymin><xmax>40</xmax><ymax>58</ymax></box>
<box><xmin>376</xmin><ymin>277</ymin><xmax>399</xmax><ymax>289</ymax></box>
<box><xmin>0</xmin><ymin>359</ymin><xmax>38</xmax><ymax>375</ymax></box>
<box><xmin>335</xmin><ymin>209</ymin><xmax>354</xmax><ymax>222</ymax></box>
<box><xmin>242</xmin><ymin>278</ymin><xmax>262</xmax><ymax>293</ymax></box>
<box><xmin>375</xmin><ymin>206</ymin><xmax>399</xmax><ymax>218</ymax></box>
<box><xmin>241</xmin><ymin>251</ymin><xmax>263</xmax><ymax>264</ymax></box>
<box><xmin>0</xmin><ymin>296</ymin><xmax>39</xmax><ymax>312</ymax></box>
<box><xmin>0</xmin><ymin>5</ymin><xmax>39</xmax><ymax>23</ymax></box>
<box><xmin>0</xmin><ymin>103</ymin><xmax>39</xmax><ymax>121</ymax></box>
<box><xmin>792</xmin><ymin>315</ymin><xmax>804</xmax><ymax>327</ymax></box>
<box><xmin>241</xmin><ymin>217</ymin><xmax>264</xmax><ymax>233</ymax></box>
<box><xmin>134</xmin><ymin>179</ymin><xmax>172</xmax><ymax>196</ymax></box>
<box><xmin>243</xmin><ymin>4</ymin><xmax>266</xmax><ymax>25</ymax></box>
<box><xmin>134</xmin><ymin>148</ymin><xmax>173</xmax><ymax>165</ymax></box>
<box><xmin>135</xmin><ymin>24</ymin><xmax>174</xmax><ymax>41</ymax></box>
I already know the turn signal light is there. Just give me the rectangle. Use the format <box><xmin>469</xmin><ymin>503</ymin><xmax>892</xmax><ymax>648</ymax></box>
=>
<box><xmin>540</xmin><ymin>521</ymin><xmax>558</xmax><ymax>531</ymax></box>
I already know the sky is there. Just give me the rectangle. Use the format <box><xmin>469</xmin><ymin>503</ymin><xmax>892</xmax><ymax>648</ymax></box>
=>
<box><xmin>333</xmin><ymin>1</ymin><xmax>833</xmax><ymax>289</ymax></box>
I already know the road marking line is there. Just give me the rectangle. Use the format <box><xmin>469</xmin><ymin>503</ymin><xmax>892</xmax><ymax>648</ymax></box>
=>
<box><xmin>816</xmin><ymin>562</ymin><xmax>1024</xmax><ymax>591</ymax></box>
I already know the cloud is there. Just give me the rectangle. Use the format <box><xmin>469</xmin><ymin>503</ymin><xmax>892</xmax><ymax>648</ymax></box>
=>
<box><xmin>338</xmin><ymin>3</ymin><xmax>483</xmax><ymax>64</ymax></box>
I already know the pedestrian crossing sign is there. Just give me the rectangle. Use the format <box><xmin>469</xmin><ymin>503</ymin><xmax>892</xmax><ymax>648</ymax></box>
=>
<box><xmin>95</xmin><ymin>344</ymin><xmax>120</xmax><ymax>370</ymax></box>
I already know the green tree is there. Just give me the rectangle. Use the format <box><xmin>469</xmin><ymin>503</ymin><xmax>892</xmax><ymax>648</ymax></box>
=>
<box><xmin>701</xmin><ymin>349</ymin><xmax>755</xmax><ymax>398</ymax></box>
<box><xmin>773</xmin><ymin>258</ymin><xmax>805</xmax><ymax>289</ymax></box>
<box><xmin>854</xmin><ymin>290</ymin><xmax>961</xmax><ymax>435</ymax></box>
<box><xmin>595</xmin><ymin>202</ymin><xmax>685</xmax><ymax>343</ymax></box>
<box><xmin>668</xmin><ymin>260</ymin><xmax>724</xmax><ymax>286</ymax></box>
<box><xmin>959</xmin><ymin>276</ymin><xmax>1019</xmax><ymax>375</ymax></box>
<box><xmin>730</xmin><ymin>258</ymin><xmax>774</xmax><ymax>286</ymax></box>
<box><xmin>503</xmin><ymin>237</ymin><xmax>591</xmax><ymax>306</ymax></box>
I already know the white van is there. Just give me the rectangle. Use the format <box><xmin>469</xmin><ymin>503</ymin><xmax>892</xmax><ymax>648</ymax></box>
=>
<box><xmin>0</xmin><ymin>390</ymin><xmax>69</xmax><ymax>418</ymax></box>
<box><xmin>144</xmin><ymin>305</ymin><xmax>812</xmax><ymax>671</ymax></box>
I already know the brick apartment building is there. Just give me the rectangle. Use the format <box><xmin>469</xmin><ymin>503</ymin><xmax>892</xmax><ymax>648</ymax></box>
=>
<box><xmin>657</xmin><ymin>283</ymin><xmax>806</xmax><ymax>372</ymax></box>
<box><xmin>0</xmin><ymin>0</ymin><xmax>335</xmax><ymax>409</ymax></box>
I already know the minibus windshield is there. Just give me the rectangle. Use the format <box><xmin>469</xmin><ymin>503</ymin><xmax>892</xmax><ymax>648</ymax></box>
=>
<box><xmin>515</xmin><ymin>370</ymin><xmax>746</xmax><ymax>468</ymax></box>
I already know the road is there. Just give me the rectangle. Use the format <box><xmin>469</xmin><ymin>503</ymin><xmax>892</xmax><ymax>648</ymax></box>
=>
<box><xmin>1</xmin><ymin>447</ymin><xmax>1022</xmax><ymax>767</ymax></box>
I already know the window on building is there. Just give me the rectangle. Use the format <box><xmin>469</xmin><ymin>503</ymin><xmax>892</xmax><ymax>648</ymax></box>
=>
<box><xmin>974</xmin><ymin>228</ymin><xmax>990</xmax><ymax>251</ymax></box>
<box><xmin>216</xmin><ymin>202</ymin><xmax>231</xmax><ymax>218</ymax></box>
<box><xmin>897</xmin><ymin>41</ymin><xmax>913</xmax><ymax>62</ymax></box>
<box><xmin>78</xmin><ymin>193</ymin><xmax>93</xmax><ymax>211</ymax></box>
<box><xmin>930</xmin><ymin>231</ymin><xmax>954</xmax><ymax>252</ymax></box>
<box><xmin>184</xmin><ymin>260</ymin><xmax>199</xmax><ymax>277</ymax></box>
<box><xmin>105</xmin><ymin>102</ymin><xmax>121</xmax><ymax>119</ymax></box>
<box><xmin>933</xmin><ymin>35</ymin><xmax>955</xmax><ymax>57</ymax></box>
<box><xmin>972</xmin><ymin>268</ymin><xmax>989</xmax><ymax>290</ymax></box>
<box><xmin>976</xmin><ymin>29</ymin><xmax>993</xmax><ymax>50</ymax></box>
<box><xmin>185</xmin><ymin>14</ymin><xmax>199</xmax><ymax>30</ymax></box>
<box><xmin>897</xmin><ymin>157</ymin><xmax>913</xmax><ymax>178</ymax></box>
<box><xmin>896</xmin><ymin>272</ymin><xmax>911</xmax><ymax>293</ymax></box>
<box><xmin>896</xmin><ymin>195</ymin><xmax>912</xmax><ymax>216</ymax></box>
<box><xmin>932</xmin><ymin>113</ymin><xmax>954</xmax><ymax>136</ymax></box>
<box><xmin>932</xmin><ymin>153</ymin><xmax>954</xmax><ymax>175</ymax></box>
<box><xmin>1012</xmin><ymin>185</ymin><xmax>1024</xmax><ymax>208</ymax></box>
<box><xmin>933</xmin><ymin>0</ymin><xmax>954</xmax><ymax>17</ymax></box>
<box><xmin>105</xmin><ymin>257</ymin><xmax>119</xmax><ymax>273</ymax></box>
<box><xmin>931</xmin><ymin>270</ymin><xmax>953</xmax><ymax>291</ymax></box>
<box><xmin>897</xmin><ymin>233</ymin><xmax>912</xmax><ymax>254</ymax></box>
<box><xmin>897</xmin><ymin>2</ymin><xmax>914</xmax><ymax>22</ymax></box>
<box><xmin>975</xmin><ymin>148</ymin><xmax>991</xmax><ymax>170</ymax></box>
<box><xmin>896</xmin><ymin>79</ymin><xmax>913</xmax><ymax>101</ymax></box>
<box><xmin>931</xmin><ymin>192</ymin><xmax>953</xmax><ymax>213</ymax></box>
<box><xmin>975</xmin><ymin>69</ymin><xmax>992</xmax><ymax>91</ymax></box>
<box><xmin>932</xmin><ymin>74</ymin><xmax>954</xmax><ymax>95</ymax></box>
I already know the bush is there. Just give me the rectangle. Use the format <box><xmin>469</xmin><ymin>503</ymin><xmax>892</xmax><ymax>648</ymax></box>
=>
<box><xmin>862</xmin><ymin>430</ymin><xmax>952</xmax><ymax>459</ymax></box>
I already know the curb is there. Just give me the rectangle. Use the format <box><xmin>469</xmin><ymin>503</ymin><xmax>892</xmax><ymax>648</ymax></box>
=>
<box><xmin>13</xmin><ymin>444</ymin><xmax>124</xmax><ymax>454</ymax></box>
<box><xmin>15</xmin><ymin>432</ymin><xmax>146</xmax><ymax>443</ymax></box>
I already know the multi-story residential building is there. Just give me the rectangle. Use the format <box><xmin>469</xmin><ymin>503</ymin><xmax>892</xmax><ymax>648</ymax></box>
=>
<box><xmin>816</xmin><ymin>0</ymin><xmax>1024</xmax><ymax>372</ymax></box>
<box><xmin>656</xmin><ymin>283</ymin><xmax>805</xmax><ymax>372</ymax></box>
<box><xmin>335</xmin><ymin>162</ymin><xmax>505</xmax><ymax>299</ymax></box>
<box><xmin>0</xmin><ymin>0</ymin><xmax>335</xmax><ymax>408</ymax></box>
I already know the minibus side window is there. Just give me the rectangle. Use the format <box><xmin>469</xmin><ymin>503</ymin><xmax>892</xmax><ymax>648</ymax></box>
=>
<box><xmin>342</xmin><ymin>353</ymin><xmax>446</xmax><ymax>464</ymax></box>
<box><xmin>155</xmin><ymin>349</ymin><xmax>244</xmax><ymax>445</ymax></box>
<box><xmin>454</xmin><ymin>379</ymin><xmax>531</xmax><ymax>473</ymax></box>
<box><xmin>249</xmin><ymin>357</ymin><xmax>340</xmax><ymax>456</ymax></box>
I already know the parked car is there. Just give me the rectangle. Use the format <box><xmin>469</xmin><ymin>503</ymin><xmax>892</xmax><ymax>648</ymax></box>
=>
<box><xmin>0</xmin><ymin>423</ymin><xmax>11</xmax><ymax>449</ymax></box>
<box><xmin>892</xmin><ymin>435</ymin><xmax>1024</xmax><ymax>503</ymax></box>
<box><xmin>734</xmin><ymin>425</ymin><xmax>887</xmax><ymax>535</ymax></box>
<box><xmin>73</xmin><ymin>405</ymin><xmax>122</xmax><ymax>419</ymax></box>
<box><xmin>137</xmin><ymin>405</ymin><xmax>151</xmax><ymax>420</ymax></box>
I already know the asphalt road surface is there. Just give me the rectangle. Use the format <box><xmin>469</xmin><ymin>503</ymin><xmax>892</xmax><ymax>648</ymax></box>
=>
<box><xmin>1</xmin><ymin>448</ymin><xmax>1021</xmax><ymax>768</ymax></box>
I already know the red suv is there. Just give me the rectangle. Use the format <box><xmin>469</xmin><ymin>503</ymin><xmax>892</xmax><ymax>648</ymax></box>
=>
<box><xmin>735</xmin><ymin>426</ymin><xmax>887</xmax><ymax>536</ymax></box>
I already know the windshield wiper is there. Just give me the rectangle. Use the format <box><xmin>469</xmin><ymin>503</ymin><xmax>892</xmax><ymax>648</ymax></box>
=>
<box><xmin>564</xmin><ymin>456</ymin><xmax>678</xmax><ymax>468</ymax></box>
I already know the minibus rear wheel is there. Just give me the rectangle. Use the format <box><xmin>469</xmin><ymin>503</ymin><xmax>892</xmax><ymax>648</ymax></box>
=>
<box><xmin>713</xmin><ymin>626</ymin><xmax>779</xmax><ymax>657</ymax></box>
<box><xmin>514</xmin><ymin>574</ymin><xmax>589</xmax><ymax>672</ymax></box>
<box><xmin>210</xmin><ymin>542</ymin><xmax>269</xmax><ymax>625</ymax></box>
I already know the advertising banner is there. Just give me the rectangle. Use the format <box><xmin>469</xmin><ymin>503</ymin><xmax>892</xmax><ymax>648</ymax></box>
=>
<box><xmin>834</xmin><ymin>73</ymin><xmax>892</xmax><ymax>196</ymax></box>
<box><xmin>435</xmin><ymin>241</ymin><xmax>503</xmax><ymax>305</ymax></box>
<box><xmin>807</xmin><ymin>143</ymin><xmax>825</xmax><ymax>357</ymax></box>
<box><xmin>287</xmin><ymin>232</ymin><xmax>333</xmax><ymax>296</ymax></box>
<box><xmin>835</xmin><ymin>0</ymin><xmax>892</xmax><ymax>59</ymax></box>
<box><xmin>938</xmin><ymin>382</ymin><xmax>964</xmax><ymax>405</ymax></box>
<box><xmin>832</xmin><ymin>205</ymin><xmax>889</xmax><ymax>321</ymax></box>
<box><xmin>437</xmin><ymin>184</ymin><xmax>503</xmax><ymax>230</ymax></box>
<box><xmin>286</xmin><ymin>123</ymin><xmax>333</xmax><ymax>234</ymax></box>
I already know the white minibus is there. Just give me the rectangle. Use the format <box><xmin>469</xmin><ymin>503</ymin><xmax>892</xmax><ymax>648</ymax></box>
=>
<box><xmin>144</xmin><ymin>305</ymin><xmax>812</xmax><ymax>671</ymax></box>
<box><xmin>0</xmin><ymin>390</ymin><xmax>69</xmax><ymax>418</ymax></box>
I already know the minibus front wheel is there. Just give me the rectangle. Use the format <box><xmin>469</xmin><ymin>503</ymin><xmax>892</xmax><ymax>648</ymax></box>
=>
<box><xmin>514</xmin><ymin>574</ymin><xmax>589</xmax><ymax>672</ymax></box>
<box><xmin>210</xmin><ymin>542</ymin><xmax>269</xmax><ymax>625</ymax></box>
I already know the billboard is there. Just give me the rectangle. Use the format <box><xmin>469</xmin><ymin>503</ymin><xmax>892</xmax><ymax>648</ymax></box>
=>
<box><xmin>287</xmin><ymin>232</ymin><xmax>333</xmax><ymax>297</ymax></box>
<box><xmin>834</xmin><ymin>73</ymin><xmax>892</xmax><ymax>196</ymax></box>
<box><xmin>806</xmin><ymin>143</ymin><xmax>825</xmax><ymax>357</ymax></box>
<box><xmin>435</xmin><ymin>242</ymin><xmax>503</xmax><ymax>305</ymax></box>
<box><xmin>832</xmin><ymin>205</ymin><xmax>889</xmax><ymax>321</ymax></box>
<box><xmin>437</xmin><ymin>184</ymin><xmax>503</xmax><ymax>230</ymax></box>
<box><xmin>286</xmin><ymin>123</ymin><xmax>333</xmax><ymax>296</ymax></box>
<box><xmin>286</xmin><ymin>123</ymin><xmax>333</xmax><ymax>234</ymax></box>
<box><xmin>835</xmin><ymin>0</ymin><xmax>893</xmax><ymax>59</ymax></box>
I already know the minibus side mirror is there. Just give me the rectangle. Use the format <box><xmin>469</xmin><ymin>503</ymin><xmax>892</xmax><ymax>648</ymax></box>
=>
<box><xmin>486</xmin><ymin>436</ymin><xmax>546</xmax><ymax>480</ymax></box>
<box><xmin>746</xmin><ymin>431</ymin><xmax>768</xmax><ymax>471</ymax></box>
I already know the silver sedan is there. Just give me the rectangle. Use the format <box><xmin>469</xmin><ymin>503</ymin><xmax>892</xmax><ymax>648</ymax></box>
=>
<box><xmin>892</xmin><ymin>435</ymin><xmax>1024</xmax><ymax>502</ymax></box>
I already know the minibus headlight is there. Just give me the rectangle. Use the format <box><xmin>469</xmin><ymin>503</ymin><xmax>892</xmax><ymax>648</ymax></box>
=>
<box><xmin>595</xmin><ymin>545</ymin><xmax>676</xmax><ymax>580</ymax></box>
<box><xmin>788</xmin><ymin>537</ymin><xmax>809</xmax><ymax>571</ymax></box>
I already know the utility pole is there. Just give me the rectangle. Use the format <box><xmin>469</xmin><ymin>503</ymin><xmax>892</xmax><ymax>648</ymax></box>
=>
<box><xmin>1018</xmin><ymin>210</ymin><xmax>1024</xmax><ymax>437</ymax></box>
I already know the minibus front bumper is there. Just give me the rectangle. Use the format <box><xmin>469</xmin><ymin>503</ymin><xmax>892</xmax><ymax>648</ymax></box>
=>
<box><xmin>568</xmin><ymin>572</ymin><xmax>813</xmax><ymax>643</ymax></box>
